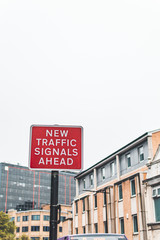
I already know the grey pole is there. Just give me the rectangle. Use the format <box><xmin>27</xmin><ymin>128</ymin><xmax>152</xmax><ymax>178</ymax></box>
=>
<box><xmin>50</xmin><ymin>171</ymin><xmax>59</xmax><ymax>240</ymax></box>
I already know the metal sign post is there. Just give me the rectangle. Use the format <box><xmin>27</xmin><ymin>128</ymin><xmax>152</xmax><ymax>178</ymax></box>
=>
<box><xmin>50</xmin><ymin>170</ymin><xmax>59</xmax><ymax>240</ymax></box>
<box><xmin>29</xmin><ymin>125</ymin><xmax>83</xmax><ymax>240</ymax></box>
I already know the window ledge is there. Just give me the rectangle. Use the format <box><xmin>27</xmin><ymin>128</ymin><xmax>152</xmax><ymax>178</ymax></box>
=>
<box><xmin>118</xmin><ymin>199</ymin><xmax>123</xmax><ymax>202</ymax></box>
<box><xmin>133</xmin><ymin>232</ymin><xmax>139</xmax><ymax>236</ymax></box>
<box><xmin>131</xmin><ymin>195</ymin><xmax>136</xmax><ymax>198</ymax></box>
<box><xmin>147</xmin><ymin>222</ymin><xmax>160</xmax><ymax>230</ymax></box>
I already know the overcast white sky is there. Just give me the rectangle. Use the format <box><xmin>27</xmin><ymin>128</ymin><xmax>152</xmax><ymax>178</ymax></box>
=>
<box><xmin>0</xmin><ymin>0</ymin><xmax>160</xmax><ymax>170</ymax></box>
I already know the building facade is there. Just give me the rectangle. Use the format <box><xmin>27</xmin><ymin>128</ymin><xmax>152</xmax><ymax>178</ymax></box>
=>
<box><xmin>8</xmin><ymin>204</ymin><xmax>72</xmax><ymax>240</ymax></box>
<box><xmin>73</xmin><ymin>129</ymin><xmax>160</xmax><ymax>240</ymax></box>
<box><xmin>0</xmin><ymin>162</ymin><xmax>76</xmax><ymax>212</ymax></box>
<box><xmin>143</xmin><ymin>144</ymin><xmax>160</xmax><ymax>240</ymax></box>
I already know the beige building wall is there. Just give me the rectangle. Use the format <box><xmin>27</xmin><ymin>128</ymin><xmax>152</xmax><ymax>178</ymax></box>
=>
<box><xmin>73</xmin><ymin>130</ymin><xmax>160</xmax><ymax>240</ymax></box>
<box><xmin>8</xmin><ymin>204</ymin><xmax>72</xmax><ymax>239</ymax></box>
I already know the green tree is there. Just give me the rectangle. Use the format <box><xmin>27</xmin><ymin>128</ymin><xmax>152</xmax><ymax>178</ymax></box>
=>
<box><xmin>0</xmin><ymin>211</ymin><xmax>16</xmax><ymax>240</ymax></box>
<box><xmin>19</xmin><ymin>234</ymin><xmax>29</xmax><ymax>240</ymax></box>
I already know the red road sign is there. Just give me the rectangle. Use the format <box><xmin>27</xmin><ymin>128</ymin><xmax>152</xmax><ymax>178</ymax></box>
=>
<box><xmin>29</xmin><ymin>125</ymin><xmax>83</xmax><ymax>170</ymax></box>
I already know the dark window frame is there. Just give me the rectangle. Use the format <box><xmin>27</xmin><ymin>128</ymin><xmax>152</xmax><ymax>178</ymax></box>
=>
<box><xmin>95</xmin><ymin>223</ymin><xmax>98</xmax><ymax>233</ymax></box>
<box><xmin>139</xmin><ymin>146</ymin><xmax>144</xmax><ymax>162</ymax></box>
<box><xmin>131</xmin><ymin>179</ymin><xmax>136</xmax><ymax>196</ymax></box>
<box><xmin>94</xmin><ymin>194</ymin><xmax>97</xmax><ymax>208</ymax></box>
<box><xmin>82</xmin><ymin>198</ymin><xmax>85</xmax><ymax>212</ymax></box>
<box><xmin>120</xmin><ymin>218</ymin><xmax>124</xmax><ymax>234</ymax></box>
<box><xmin>118</xmin><ymin>184</ymin><xmax>123</xmax><ymax>200</ymax></box>
<box><xmin>133</xmin><ymin>215</ymin><xmax>138</xmax><ymax>233</ymax></box>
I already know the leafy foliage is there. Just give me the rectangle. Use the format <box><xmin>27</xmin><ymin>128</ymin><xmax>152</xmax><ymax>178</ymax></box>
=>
<box><xmin>0</xmin><ymin>211</ymin><xmax>16</xmax><ymax>240</ymax></box>
<box><xmin>19</xmin><ymin>234</ymin><xmax>29</xmax><ymax>240</ymax></box>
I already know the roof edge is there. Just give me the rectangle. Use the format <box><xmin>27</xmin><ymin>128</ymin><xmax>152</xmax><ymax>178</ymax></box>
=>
<box><xmin>76</xmin><ymin>131</ymin><xmax>149</xmax><ymax>179</ymax></box>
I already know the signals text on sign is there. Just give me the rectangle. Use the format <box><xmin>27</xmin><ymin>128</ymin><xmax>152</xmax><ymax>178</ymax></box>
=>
<box><xmin>29</xmin><ymin>125</ymin><xmax>83</xmax><ymax>170</ymax></box>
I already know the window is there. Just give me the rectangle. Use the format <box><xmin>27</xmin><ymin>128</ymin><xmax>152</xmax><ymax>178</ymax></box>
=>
<box><xmin>22</xmin><ymin>216</ymin><xmax>29</xmax><ymax>221</ymax></box>
<box><xmin>152</xmin><ymin>187</ymin><xmax>160</xmax><ymax>222</ymax></box>
<box><xmin>154</xmin><ymin>197</ymin><xmax>160</xmax><ymax>222</ymax></box>
<box><xmin>75</xmin><ymin>201</ymin><xmax>78</xmax><ymax>214</ymax></box>
<box><xmin>110</xmin><ymin>162</ymin><xmax>115</xmax><ymax>176</ymax></box>
<box><xmin>31</xmin><ymin>238</ymin><xmax>40</xmax><ymax>240</ymax></box>
<box><xmin>139</xmin><ymin>146</ymin><xmax>144</xmax><ymax>161</ymax></box>
<box><xmin>103</xmin><ymin>191</ymin><xmax>106</xmax><ymax>205</ymax></box>
<box><xmin>17</xmin><ymin>216</ymin><xmax>20</xmax><ymax>222</ymax></box>
<box><xmin>152</xmin><ymin>189</ymin><xmax>157</xmax><ymax>197</ymax></box>
<box><xmin>83</xmin><ymin>178</ymin><xmax>86</xmax><ymax>189</ymax></box>
<box><xmin>133</xmin><ymin>215</ymin><xmax>138</xmax><ymax>233</ymax></box>
<box><xmin>76</xmin><ymin>228</ymin><xmax>78</xmax><ymax>234</ymax></box>
<box><xmin>31</xmin><ymin>226</ymin><xmax>40</xmax><ymax>231</ymax></box>
<box><xmin>10</xmin><ymin>217</ymin><xmax>15</xmax><ymax>222</ymax></box>
<box><xmin>43</xmin><ymin>226</ymin><xmax>50</xmax><ymax>231</ymax></box>
<box><xmin>43</xmin><ymin>215</ymin><xmax>50</xmax><ymax>221</ymax></box>
<box><xmin>90</xmin><ymin>174</ymin><xmax>93</xmax><ymax>187</ymax></box>
<box><xmin>101</xmin><ymin>167</ymin><xmax>105</xmax><ymax>180</ymax></box>
<box><xmin>83</xmin><ymin>198</ymin><xmax>85</xmax><ymax>212</ymax></box>
<box><xmin>32</xmin><ymin>215</ymin><xmax>40</xmax><ymax>220</ymax></box>
<box><xmin>22</xmin><ymin>226</ymin><xmax>28</xmax><ymax>232</ymax></box>
<box><xmin>126</xmin><ymin>153</ymin><xmax>131</xmax><ymax>167</ymax></box>
<box><xmin>120</xmin><ymin>218</ymin><xmax>124</xmax><ymax>234</ymax></box>
<box><xmin>119</xmin><ymin>184</ymin><xmax>123</xmax><ymax>200</ymax></box>
<box><xmin>94</xmin><ymin>194</ymin><xmax>97</xmax><ymax>208</ymax></box>
<box><xmin>83</xmin><ymin>226</ymin><xmax>85</xmax><ymax>233</ymax></box>
<box><xmin>104</xmin><ymin>221</ymin><xmax>107</xmax><ymax>233</ymax></box>
<box><xmin>95</xmin><ymin>223</ymin><xmax>98</xmax><ymax>233</ymax></box>
<box><xmin>59</xmin><ymin>226</ymin><xmax>62</xmax><ymax>232</ymax></box>
<box><xmin>131</xmin><ymin>179</ymin><xmax>136</xmax><ymax>196</ymax></box>
<box><xmin>16</xmin><ymin>227</ymin><xmax>20</xmax><ymax>233</ymax></box>
<box><xmin>43</xmin><ymin>238</ymin><xmax>49</xmax><ymax>240</ymax></box>
<box><xmin>60</xmin><ymin>216</ymin><xmax>66</xmax><ymax>222</ymax></box>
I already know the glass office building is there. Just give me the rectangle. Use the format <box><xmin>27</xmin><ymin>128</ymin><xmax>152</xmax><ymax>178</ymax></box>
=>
<box><xmin>0</xmin><ymin>162</ymin><xmax>76</xmax><ymax>212</ymax></box>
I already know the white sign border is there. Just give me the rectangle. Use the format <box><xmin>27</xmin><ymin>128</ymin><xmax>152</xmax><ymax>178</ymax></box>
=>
<box><xmin>28</xmin><ymin>124</ymin><xmax>83</xmax><ymax>172</ymax></box>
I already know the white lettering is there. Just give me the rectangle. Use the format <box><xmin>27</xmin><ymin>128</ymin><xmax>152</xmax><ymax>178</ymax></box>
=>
<box><xmin>60</xmin><ymin>158</ymin><xmax>66</xmax><ymax>165</ymax></box>
<box><xmin>34</xmin><ymin>148</ymin><xmax>40</xmax><ymax>155</ymax></box>
<box><xmin>61</xmin><ymin>139</ymin><xmax>66</xmax><ymax>146</ymax></box>
<box><xmin>41</xmin><ymin>148</ymin><xmax>44</xmax><ymax>155</ymax></box>
<box><xmin>53</xmin><ymin>148</ymin><xmax>59</xmax><ymax>155</ymax></box>
<box><xmin>70</xmin><ymin>139</ymin><xmax>76</xmax><ymax>147</ymax></box>
<box><xmin>36</xmin><ymin>138</ymin><xmax>41</xmax><ymax>145</ymax></box>
<box><xmin>55</xmin><ymin>139</ymin><xmax>61</xmax><ymax>146</ymax></box>
<box><xmin>67</xmin><ymin>149</ymin><xmax>72</xmax><ymax>156</ymax></box>
<box><xmin>48</xmin><ymin>139</ymin><xmax>54</xmax><ymax>146</ymax></box>
<box><xmin>54</xmin><ymin>158</ymin><xmax>59</xmax><ymax>165</ymax></box>
<box><xmin>46</xmin><ymin>130</ymin><xmax>52</xmax><ymax>137</ymax></box>
<box><xmin>67</xmin><ymin>158</ymin><xmax>73</xmax><ymax>165</ymax></box>
<box><xmin>60</xmin><ymin>149</ymin><xmax>66</xmax><ymax>156</ymax></box>
<box><xmin>42</xmin><ymin>139</ymin><xmax>48</xmax><ymax>146</ymax></box>
<box><xmin>45</xmin><ymin>148</ymin><xmax>51</xmax><ymax>155</ymax></box>
<box><xmin>39</xmin><ymin>157</ymin><xmax>45</xmax><ymax>165</ymax></box>
<box><xmin>73</xmin><ymin>148</ymin><xmax>78</xmax><ymax>156</ymax></box>
<box><xmin>60</xmin><ymin>130</ymin><xmax>68</xmax><ymax>137</ymax></box>
<box><xmin>46</xmin><ymin>158</ymin><xmax>52</xmax><ymax>165</ymax></box>
<box><xmin>54</xmin><ymin>130</ymin><xmax>59</xmax><ymax>137</ymax></box>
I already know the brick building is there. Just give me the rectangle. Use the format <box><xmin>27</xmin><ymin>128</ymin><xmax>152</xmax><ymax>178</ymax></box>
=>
<box><xmin>73</xmin><ymin>129</ymin><xmax>160</xmax><ymax>240</ymax></box>
<box><xmin>8</xmin><ymin>204</ymin><xmax>72</xmax><ymax>240</ymax></box>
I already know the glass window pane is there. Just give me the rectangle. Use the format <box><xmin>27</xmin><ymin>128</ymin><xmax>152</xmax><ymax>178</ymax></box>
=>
<box><xmin>133</xmin><ymin>215</ymin><xmax>138</xmax><ymax>233</ymax></box>
<box><xmin>154</xmin><ymin>197</ymin><xmax>160</xmax><ymax>222</ymax></box>
<box><xmin>131</xmin><ymin>180</ymin><xmax>136</xmax><ymax>196</ymax></box>
<box><xmin>120</xmin><ymin>218</ymin><xmax>124</xmax><ymax>234</ymax></box>
<box><xmin>119</xmin><ymin>184</ymin><xmax>123</xmax><ymax>200</ymax></box>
